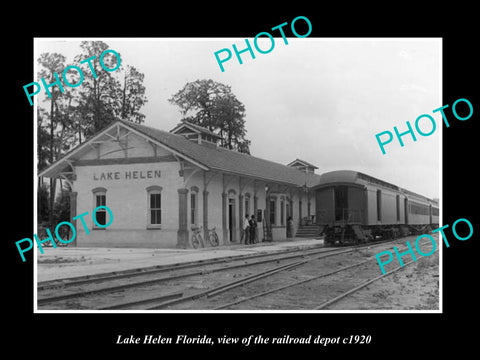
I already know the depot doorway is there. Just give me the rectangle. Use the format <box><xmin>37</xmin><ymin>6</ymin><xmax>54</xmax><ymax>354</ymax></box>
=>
<box><xmin>228</xmin><ymin>198</ymin><xmax>236</xmax><ymax>242</ymax></box>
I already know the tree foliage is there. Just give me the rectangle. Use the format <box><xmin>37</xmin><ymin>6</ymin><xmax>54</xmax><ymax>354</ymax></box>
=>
<box><xmin>37</xmin><ymin>41</ymin><xmax>148</xmax><ymax>225</ymax></box>
<box><xmin>169</xmin><ymin>79</ymin><xmax>251</xmax><ymax>154</ymax></box>
<box><xmin>37</xmin><ymin>41</ymin><xmax>148</xmax><ymax>172</ymax></box>
<box><xmin>73</xmin><ymin>41</ymin><xmax>121</xmax><ymax>137</ymax></box>
<box><xmin>120</xmin><ymin>65</ymin><xmax>147</xmax><ymax>124</ymax></box>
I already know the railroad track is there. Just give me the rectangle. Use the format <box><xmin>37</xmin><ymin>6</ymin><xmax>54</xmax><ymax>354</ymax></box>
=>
<box><xmin>38</xmin><ymin>243</ymin><xmax>329</xmax><ymax>291</ymax></box>
<box><xmin>214</xmin><ymin>249</ymin><xmax>438</xmax><ymax>310</ymax></box>
<box><xmin>37</xmin><ymin>236</ymin><xmax>435</xmax><ymax>310</ymax></box>
<box><xmin>212</xmin><ymin>237</ymin><xmax>440</xmax><ymax>311</ymax></box>
<box><xmin>37</xmin><ymin>244</ymin><xmax>358</xmax><ymax>309</ymax></box>
<box><xmin>147</xmin><ymin>236</ymin><xmax>438</xmax><ymax>310</ymax></box>
<box><xmin>313</xmin><ymin>257</ymin><xmax>426</xmax><ymax>310</ymax></box>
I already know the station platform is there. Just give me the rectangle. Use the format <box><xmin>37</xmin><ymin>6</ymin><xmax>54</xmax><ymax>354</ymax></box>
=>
<box><xmin>36</xmin><ymin>237</ymin><xmax>324</xmax><ymax>282</ymax></box>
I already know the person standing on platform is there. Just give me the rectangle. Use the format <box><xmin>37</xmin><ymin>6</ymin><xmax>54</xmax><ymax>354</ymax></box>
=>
<box><xmin>249</xmin><ymin>214</ymin><xmax>257</xmax><ymax>244</ymax></box>
<box><xmin>287</xmin><ymin>216</ymin><xmax>294</xmax><ymax>238</ymax></box>
<box><xmin>242</xmin><ymin>214</ymin><xmax>250</xmax><ymax>244</ymax></box>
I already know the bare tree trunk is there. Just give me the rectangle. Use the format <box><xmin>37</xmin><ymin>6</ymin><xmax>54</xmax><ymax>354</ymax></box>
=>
<box><xmin>121</xmin><ymin>72</ymin><xmax>127</xmax><ymax>120</ymax></box>
<box><xmin>49</xmin><ymin>89</ymin><xmax>55</xmax><ymax>229</ymax></box>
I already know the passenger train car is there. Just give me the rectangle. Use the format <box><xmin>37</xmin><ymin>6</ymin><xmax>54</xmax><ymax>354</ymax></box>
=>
<box><xmin>313</xmin><ymin>170</ymin><xmax>439</xmax><ymax>244</ymax></box>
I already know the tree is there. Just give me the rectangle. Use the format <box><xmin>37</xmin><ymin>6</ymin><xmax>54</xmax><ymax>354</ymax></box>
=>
<box><xmin>73</xmin><ymin>41</ymin><xmax>122</xmax><ymax>137</ymax></box>
<box><xmin>37</xmin><ymin>182</ymin><xmax>50</xmax><ymax>224</ymax></box>
<box><xmin>71</xmin><ymin>41</ymin><xmax>147</xmax><ymax>137</ymax></box>
<box><xmin>37</xmin><ymin>108</ymin><xmax>51</xmax><ymax>172</ymax></box>
<box><xmin>36</xmin><ymin>41</ymin><xmax>148</xmax><ymax>228</ymax></box>
<box><xmin>37</xmin><ymin>52</ymin><xmax>67</xmax><ymax>229</ymax></box>
<box><xmin>119</xmin><ymin>65</ymin><xmax>147</xmax><ymax>123</ymax></box>
<box><xmin>169</xmin><ymin>79</ymin><xmax>250</xmax><ymax>153</ymax></box>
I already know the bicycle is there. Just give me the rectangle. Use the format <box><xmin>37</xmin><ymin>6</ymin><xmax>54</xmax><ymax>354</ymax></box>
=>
<box><xmin>207</xmin><ymin>227</ymin><xmax>219</xmax><ymax>247</ymax></box>
<box><xmin>190</xmin><ymin>226</ymin><xmax>205</xmax><ymax>249</ymax></box>
<box><xmin>36</xmin><ymin>223</ymin><xmax>70</xmax><ymax>247</ymax></box>
<box><xmin>55</xmin><ymin>225</ymin><xmax>72</xmax><ymax>246</ymax></box>
<box><xmin>190</xmin><ymin>226</ymin><xmax>219</xmax><ymax>248</ymax></box>
<box><xmin>36</xmin><ymin>224</ymin><xmax>52</xmax><ymax>246</ymax></box>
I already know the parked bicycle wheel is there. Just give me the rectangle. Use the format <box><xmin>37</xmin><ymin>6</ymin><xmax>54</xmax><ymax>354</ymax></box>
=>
<box><xmin>209</xmin><ymin>230</ymin><xmax>219</xmax><ymax>247</ymax></box>
<box><xmin>37</xmin><ymin>226</ymin><xmax>53</xmax><ymax>247</ymax></box>
<box><xmin>56</xmin><ymin>226</ymin><xmax>72</xmax><ymax>246</ymax></box>
<box><xmin>191</xmin><ymin>234</ymin><xmax>201</xmax><ymax>249</ymax></box>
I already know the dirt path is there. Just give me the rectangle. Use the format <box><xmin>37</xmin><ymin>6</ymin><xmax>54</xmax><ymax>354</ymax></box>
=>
<box><xmin>326</xmin><ymin>248</ymin><xmax>439</xmax><ymax>310</ymax></box>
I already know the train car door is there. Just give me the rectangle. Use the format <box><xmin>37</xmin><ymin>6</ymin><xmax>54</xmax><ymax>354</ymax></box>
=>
<box><xmin>404</xmin><ymin>198</ymin><xmax>409</xmax><ymax>224</ymax></box>
<box><xmin>334</xmin><ymin>186</ymin><xmax>348</xmax><ymax>221</ymax></box>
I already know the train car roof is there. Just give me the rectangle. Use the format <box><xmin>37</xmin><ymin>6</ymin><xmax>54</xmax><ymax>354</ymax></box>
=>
<box><xmin>314</xmin><ymin>170</ymin><xmax>398</xmax><ymax>189</ymax></box>
<box><xmin>313</xmin><ymin>170</ymin><xmax>438</xmax><ymax>204</ymax></box>
<box><xmin>316</xmin><ymin>170</ymin><xmax>360</xmax><ymax>186</ymax></box>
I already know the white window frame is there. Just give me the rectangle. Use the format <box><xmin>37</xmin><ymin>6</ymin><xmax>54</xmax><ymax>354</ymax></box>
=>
<box><xmin>190</xmin><ymin>186</ymin><xmax>199</xmax><ymax>226</ymax></box>
<box><xmin>92</xmin><ymin>187</ymin><xmax>107</xmax><ymax>229</ymax></box>
<box><xmin>146</xmin><ymin>185</ymin><xmax>162</xmax><ymax>229</ymax></box>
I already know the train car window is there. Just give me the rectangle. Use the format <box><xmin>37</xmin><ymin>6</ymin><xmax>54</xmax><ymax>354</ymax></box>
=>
<box><xmin>409</xmin><ymin>201</ymin><xmax>429</xmax><ymax>215</ymax></box>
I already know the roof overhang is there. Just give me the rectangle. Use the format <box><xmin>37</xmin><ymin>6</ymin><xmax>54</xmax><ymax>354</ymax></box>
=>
<box><xmin>38</xmin><ymin>120</ymin><xmax>210</xmax><ymax>179</ymax></box>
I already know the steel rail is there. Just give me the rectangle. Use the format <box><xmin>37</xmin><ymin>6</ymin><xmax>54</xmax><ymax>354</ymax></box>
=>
<box><xmin>37</xmin><ymin>243</ymin><xmax>328</xmax><ymax>291</ymax></box>
<box><xmin>314</xmin><ymin>250</ymin><xmax>438</xmax><ymax>310</ymax></box>
<box><xmin>214</xmin><ymin>243</ymin><xmax>438</xmax><ymax>310</ymax></box>
<box><xmin>142</xmin><ymin>260</ymin><xmax>309</xmax><ymax>310</ymax></box>
<box><xmin>38</xmin><ymin>237</ymin><xmax>414</xmax><ymax>309</ymax></box>
<box><xmin>38</xmin><ymin>237</ymin><xmax>400</xmax><ymax>291</ymax></box>
<box><xmin>38</xmin><ymin>246</ymin><xmax>352</xmax><ymax>306</ymax></box>
<box><xmin>214</xmin><ymin>259</ymin><xmax>371</xmax><ymax>309</ymax></box>
<box><xmin>94</xmin><ymin>248</ymin><xmax>362</xmax><ymax>309</ymax></box>
<box><xmin>105</xmin><ymin>239</ymin><xmax>409</xmax><ymax>310</ymax></box>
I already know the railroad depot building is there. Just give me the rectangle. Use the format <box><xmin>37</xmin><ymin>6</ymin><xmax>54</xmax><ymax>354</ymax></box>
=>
<box><xmin>39</xmin><ymin>120</ymin><xmax>321</xmax><ymax>248</ymax></box>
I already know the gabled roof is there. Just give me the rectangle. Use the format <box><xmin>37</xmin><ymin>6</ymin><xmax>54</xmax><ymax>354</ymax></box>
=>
<box><xmin>124</xmin><ymin>120</ymin><xmax>320</xmax><ymax>187</ymax></box>
<box><xmin>287</xmin><ymin>158</ymin><xmax>319</xmax><ymax>169</ymax></box>
<box><xmin>37</xmin><ymin>120</ymin><xmax>210</xmax><ymax>178</ymax></box>
<box><xmin>170</xmin><ymin>120</ymin><xmax>221</xmax><ymax>139</ymax></box>
<box><xmin>40</xmin><ymin>119</ymin><xmax>322</xmax><ymax>188</ymax></box>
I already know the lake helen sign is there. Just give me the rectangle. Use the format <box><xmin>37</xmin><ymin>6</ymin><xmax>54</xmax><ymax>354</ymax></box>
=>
<box><xmin>93</xmin><ymin>170</ymin><xmax>161</xmax><ymax>181</ymax></box>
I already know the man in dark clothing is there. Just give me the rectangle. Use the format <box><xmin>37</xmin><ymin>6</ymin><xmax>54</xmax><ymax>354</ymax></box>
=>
<box><xmin>249</xmin><ymin>215</ymin><xmax>257</xmax><ymax>244</ymax></box>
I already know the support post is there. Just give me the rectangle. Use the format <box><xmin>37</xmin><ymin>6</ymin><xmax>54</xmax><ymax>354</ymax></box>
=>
<box><xmin>239</xmin><ymin>193</ymin><xmax>244</xmax><ymax>242</ymax></box>
<box><xmin>299</xmin><ymin>195</ymin><xmax>303</xmax><ymax>225</ymax></box>
<box><xmin>203</xmin><ymin>190</ymin><xmax>209</xmax><ymax>243</ymax></box>
<box><xmin>222</xmin><ymin>192</ymin><xmax>228</xmax><ymax>244</ymax></box>
<box><xmin>69</xmin><ymin>191</ymin><xmax>78</xmax><ymax>247</ymax></box>
<box><xmin>177</xmin><ymin>188</ymin><xmax>189</xmax><ymax>248</ymax></box>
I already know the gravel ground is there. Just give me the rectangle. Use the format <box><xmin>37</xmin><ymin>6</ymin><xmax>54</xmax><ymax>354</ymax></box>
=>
<box><xmin>168</xmin><ymin>234</ymin><xmax>440</xmax><ymax>311</ymax></box>
<box><xmin>37</xmin><ymin>235</ymin><xmax>440</xmax><ymax>311</ymax></box>
<box><xmin>326</xmin><ymin>248</ymin><xmax>439</xmax><ymax>310</ymax></box>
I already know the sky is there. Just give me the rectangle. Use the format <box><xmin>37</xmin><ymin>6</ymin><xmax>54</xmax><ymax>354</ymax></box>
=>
<box><xmin>34</xmin><ymin>38</ymin><xmax>441</xmax><ymax>199</ymax></box>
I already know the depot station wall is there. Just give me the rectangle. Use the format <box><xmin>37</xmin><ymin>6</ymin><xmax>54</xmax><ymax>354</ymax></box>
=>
<box><xmin>66</xmin><ymin>126</ymin><xmax>315</xmax><ymax>249</ymax></box>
